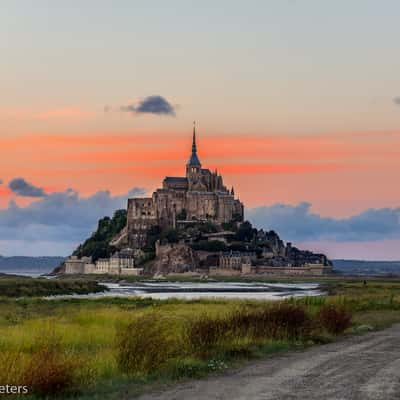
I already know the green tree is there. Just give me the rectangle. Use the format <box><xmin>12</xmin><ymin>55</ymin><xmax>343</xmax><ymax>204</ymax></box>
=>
<box><xmin>164</xmin><ymin>228</ymin><xmax>179</xmax><ymax>243</ymax></box>
<box><xmin>176</xmin><ymin>209</ymin><xmax>187</xmax><ymax>221</ymax></box>
<box><xmin>72</xmin><ymin>209</ymin><xmax>127</xmax><ymax>261</ymax></box>
<box><xmin>234</xmin><ymin>221</ymin><xmax>257</xmax><ymax>242</ymax></box>
<box><xmin>191</xmin><ymin>240</ymin><xmax>227</xmax><ymax>252</ymax></box>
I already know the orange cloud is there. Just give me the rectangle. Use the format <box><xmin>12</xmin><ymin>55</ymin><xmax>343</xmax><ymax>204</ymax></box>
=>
<box><xmin>0</xmin><ymin>187</ymin><xmax>11</xmax><ymax>197</ymax></box>
<box><xmin>1</xmin><ymin>129</ymin><xmax>399</xmax><ymax>215</ymax></box>
<box><xmin>34</xmin><ymin>107</ymin><xmax>94</xmax><ymax>120</ymax></box>
<box><xmin>0</xmin><ymin>107</ymin><xmax>95</xmax><ymax>121</ymax></box>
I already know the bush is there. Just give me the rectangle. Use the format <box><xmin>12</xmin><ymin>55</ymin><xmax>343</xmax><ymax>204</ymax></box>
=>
<box><xmin>116</xmin><ymin>312</ymin><xmax>186</xmax><ymax>375</ymax></box>
<box><xmin>191</xmin><ymin>240</ymin><xmax>228</xmax><ymax>252</ymax></box>
<box><xmin>164</xmin><ymin>228</ymin><xmax>179</xmax><ymax>244</ymax></box>
<box><xmin>230</xmin><ymin>304</ymin><xmax>312</xmax><ymax>341</ymax></box>
<box><xmin>176</xmin><ymin>209</ymin><xmax>187</xmax><ymax>221</ymax></box>
<box><xmin>234</xmin><ymin>221</ymin><xmax>257</xmax><ymax>242</ymax></box>
<box><xmin>186</xmin><ymin>303</ymin><xmax>312</xmax><ymax>359</ymax></box>
<box><xmin>186</xmin><ymin>315</ymin><xmax>233</xmax><ymax>358</ymax></box>
<box><xmin>267</xmin><ymin>304</ymin><xmax>312</xmax><ymax>340</ymax></box>
<box><xmin>73</xmin><ymin>209</ymin><xmax>127</xmax><ymax>261</ymax></box>
<box><xmin>317</xmin><ymin>305</ymin><xmax>352</xmax><ymax>335</ymax></box>
<box><xmin>23</xmin><ymin>337</ymin><xmax>81</xmax><ymax>397</ymax></box>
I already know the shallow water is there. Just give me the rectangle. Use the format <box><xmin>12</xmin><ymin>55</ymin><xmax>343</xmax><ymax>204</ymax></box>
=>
<box><xmin>46</xmin><ymin>281</ymin><xmax>324</xmax><ymax>300</ymax></box>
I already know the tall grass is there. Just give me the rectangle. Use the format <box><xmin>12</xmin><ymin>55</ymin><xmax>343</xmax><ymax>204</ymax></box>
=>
<box><xmin>116</xmin><ymin>312</ymin><xmax>187</xmax><ymax>375</ymax></box>
<box><xmin>0</xmin><ymin>331</ymin><xmax>85</xmax><ymax>397</ymax></box>
<box><xmin>23</xmin><ymin>339</ymin><xmax>79</xmax><ymax>396</ymax></box>
<box><xmin>0</xmin><ymin>351</ymin><xmax>26</xmax><ymax>387</ymax></box>
<box><xmin>187</xmin><ymin>315</ymin><xmax>233</xmax><ymax>358</ymax></box>
<box><xmin>317</xmin><ymin>305</ymin><xmax>352</xmax><ymax>335</ymax></box>
<box><xmin>116</xmin><ymin>302</ymin><xmax>342</xmax><ymax>375</ymax></box>
<box><xmin>0</xmin><ymin>280</ymin><xmax>399</xmax><ymax>397</ymax></box>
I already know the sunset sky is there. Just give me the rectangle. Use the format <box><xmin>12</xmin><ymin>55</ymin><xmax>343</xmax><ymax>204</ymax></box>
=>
<box><xmin>1</xmin><ymin>1</ymin><xmax>400</xmax><ymax>259</ymax></box>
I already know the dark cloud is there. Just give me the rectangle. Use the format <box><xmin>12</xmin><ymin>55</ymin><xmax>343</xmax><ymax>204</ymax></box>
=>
<box><xmin>9</xmin><ymin>178</ymin><xmax>46</xmax><ymax>197</ymax></box>
<box><xmin>120</xmin><ymin>96</ymin><xmax>175</xmax><ymax>116</ymax></box>
<box><xmin>393</xmin><ymin>97</ymin><xmax>400</xmax><ymax>105</ymax></box>
<box><xmin>247</xmin><ymin>202</ymin><xmax>400</xmax><ymax>242</ymax></box>
<box><xmin>0</xmin><ymin>187</ymin><xmax>145</xmax><ymax>256</ymax></box>
<box><xmin>1</xmin><ymin>189</ymin><xmax>399</xmax><ymax>256</ymax></box>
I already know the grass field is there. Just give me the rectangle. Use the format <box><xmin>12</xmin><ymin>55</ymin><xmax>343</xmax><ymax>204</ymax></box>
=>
<box><xmin>0</xmin><ymin>278</ymin><xmax>399</xmax><ymax>399</ymax></box>
<box><xmin>0</xmin><ymin>276</ymin><xmax>105</xmax><ymax>297</ymax></box>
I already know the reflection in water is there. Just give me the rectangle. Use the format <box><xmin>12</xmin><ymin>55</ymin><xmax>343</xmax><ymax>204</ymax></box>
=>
<box><xmin>46</xmin><ymin>281</ymin><xmax>324</xmax><ymax>300</ymax></box>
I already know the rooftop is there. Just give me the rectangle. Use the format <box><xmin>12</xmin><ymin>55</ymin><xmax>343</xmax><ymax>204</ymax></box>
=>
<box><xmin>164</xmin><ymin>177</ymin><xmax>188</xmax><ymax>183</ymax></box>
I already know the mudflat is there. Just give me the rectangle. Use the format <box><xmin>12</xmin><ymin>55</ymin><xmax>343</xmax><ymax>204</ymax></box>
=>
<box><xmin>139</xmin><ymin>324</ymin><xmax>400</xmax><ymax>400</ymax></box>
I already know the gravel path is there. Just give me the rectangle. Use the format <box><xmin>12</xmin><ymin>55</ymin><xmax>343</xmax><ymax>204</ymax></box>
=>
<box><xmin>138</xmin><ymin>324</ymin><xmax>400</xmax><ymax>400</ymax></box>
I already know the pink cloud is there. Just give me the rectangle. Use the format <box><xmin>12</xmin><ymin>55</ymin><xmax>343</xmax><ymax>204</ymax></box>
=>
<box><xmin>34</xmin><ymin>107</ymin><xmax>94</xmax><ymax>120</ymax></box>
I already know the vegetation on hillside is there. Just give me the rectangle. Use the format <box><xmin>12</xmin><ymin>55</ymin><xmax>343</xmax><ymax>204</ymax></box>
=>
<box><xmin>70</xmin><ymin>210</ymin><xmax>325</xmax><ymax>270</ymax></box>
<box><xmin>143</xmin><ymin>219</ymin><xmax>265</xmax><ymax>253</ymax></box>
<box><xmin>73</xmin><ymin>210</ymin><xmax>127</xmax><ymax>261</ymax></box>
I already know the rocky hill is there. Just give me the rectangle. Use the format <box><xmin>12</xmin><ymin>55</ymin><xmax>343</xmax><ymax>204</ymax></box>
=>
<box><xmin>72</xmin><ymin>209</ymin><xmax>127</xmax><ymax>261</ymax></box>
<box><xmin>66</xmin><ymin>210</ymin><xmax>331</xmax><ymax>276</ymax></box>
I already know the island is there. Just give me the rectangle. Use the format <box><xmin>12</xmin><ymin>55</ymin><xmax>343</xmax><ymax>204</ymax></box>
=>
<box><xmin>59</xmin><ymin>126</ymin><xmax>332</xmax><ymax>277</ymax></box>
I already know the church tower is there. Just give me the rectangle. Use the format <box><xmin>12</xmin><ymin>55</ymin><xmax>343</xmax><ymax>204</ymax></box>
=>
<box><xmin>186</xmin><ymin>122</ymin><xmax>202</xmax><ymax>184</ymax></box>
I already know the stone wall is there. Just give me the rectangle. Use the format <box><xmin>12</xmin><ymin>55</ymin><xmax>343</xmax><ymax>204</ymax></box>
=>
<box><xmin>64</xmin><ymin>256</ymin><xmax>92</xmax><ymax>274</ymax></box>
<box><xmin>64</xmin><ymin>255</ymin><xmax>143</xmax><ymax>276</ymax></box>
<box><xmin>127</xmin><ymin>187</ymin><xmax>244</xmax><ymax>249</ymax></box>
<box><xmin>127</xmin><ymin>197</ymin><xmax>158</xmax><ymax>247</ymax></box>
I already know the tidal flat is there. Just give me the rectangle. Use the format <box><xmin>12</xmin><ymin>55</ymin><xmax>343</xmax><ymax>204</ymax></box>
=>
<box><xmin>1</xmin><ymin>277</ymin><xmax>400</xmax><ymax>399</ymax></box>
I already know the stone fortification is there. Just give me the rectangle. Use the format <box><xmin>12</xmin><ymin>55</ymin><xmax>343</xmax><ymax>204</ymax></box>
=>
<box><xmin>127</xmin><ymin>126</ymin><xmax>244</xmax><ymax>248</ymax></box>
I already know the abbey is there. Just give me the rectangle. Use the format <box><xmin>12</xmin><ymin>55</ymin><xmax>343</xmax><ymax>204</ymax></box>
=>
<box><xmin>127</xmin><ymin>126</ymin><xmax>244</xmax><ymax>248</ymax></box>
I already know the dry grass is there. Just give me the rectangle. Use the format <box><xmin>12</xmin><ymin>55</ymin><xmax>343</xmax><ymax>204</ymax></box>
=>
<box><xmin>317</xmin><ymin>305</ymin><xmax>352</xmax><ymax>335</ymax></box>
<box><xmin>116</xmin><ymin>312</ymin><xmax>187</xmax><ymax>375</ymax></box>
<box><xmin>0</xmin><ymin>279</ymin><xmax>399</xmax><ymax>398</ymax></box>
<box><xmin>117</xmin><ymin>302</ymin><xmax>338</xmax><ymax>374</ymax></box>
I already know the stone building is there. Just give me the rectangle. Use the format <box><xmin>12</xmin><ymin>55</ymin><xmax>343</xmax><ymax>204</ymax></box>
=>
<box><xmin>127</xmin><ymin>125</ymin><xmax>244</xmax><ymax>248</ymax></box>
<box><xmin>64</xmin><ymin>250</ymin><xmax>143</xmax><ymax>276</ymax></box>
<box><xmin>219</xmin><ymin>251</ymin><xmax>255</xmax><ymax>271</ymax></box>
<box><xmin>64</xmin><ymin>256</ymin><xmax>93</xmax><ymax>274</ymax></box>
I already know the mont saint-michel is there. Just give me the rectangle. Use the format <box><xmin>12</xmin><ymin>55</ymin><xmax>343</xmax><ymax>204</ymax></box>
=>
<box><xmin>62</xmin><ymin>127</ymin><xmax>332</xmax><ymax>277</ymax></box>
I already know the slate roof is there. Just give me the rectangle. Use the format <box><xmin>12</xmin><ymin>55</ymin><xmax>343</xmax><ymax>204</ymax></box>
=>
<box><xmin>164</xmin><ymin>177</ymin><xmax>188</xmax><ymax>183</ymax></box>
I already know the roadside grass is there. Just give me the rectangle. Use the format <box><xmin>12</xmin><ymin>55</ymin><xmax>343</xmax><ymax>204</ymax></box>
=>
<box><xmin>352</xmin><ymin>309</ymin><xmax>400</xmax><ymax>330</ymax></box>
<box><xmin>0</xmin><ymin>278</ymin><xmax>400</xmax><ymax>398</ymax></box>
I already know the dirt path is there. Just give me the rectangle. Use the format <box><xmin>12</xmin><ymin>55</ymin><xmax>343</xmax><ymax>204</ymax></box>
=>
<box><xmin>138</xmin><ymin>324</ymin><xmax>400</xmax><ymax>400</ymax></box>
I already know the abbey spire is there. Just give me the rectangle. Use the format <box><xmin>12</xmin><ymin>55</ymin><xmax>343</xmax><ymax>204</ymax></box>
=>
<box><xmin>187</xmin><ymin>121</ymin><xmax>201</xmax><ymax>167</ymax></box>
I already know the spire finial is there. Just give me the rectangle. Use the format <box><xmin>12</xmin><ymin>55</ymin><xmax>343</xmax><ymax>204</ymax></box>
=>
<box><xmin>192</xmin><ymin>121</ymin><xmax>196</xmax><ymax>151</ymax></box>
